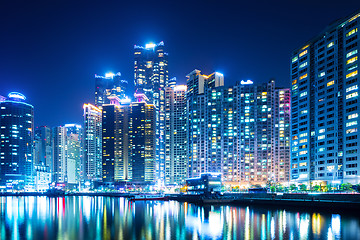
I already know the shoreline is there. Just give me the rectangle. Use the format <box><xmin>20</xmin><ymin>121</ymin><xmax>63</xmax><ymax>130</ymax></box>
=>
<box><xmin>1</xmin><ymin>192</ymin><xmax>360</xmax><ymax>210</ymax></box>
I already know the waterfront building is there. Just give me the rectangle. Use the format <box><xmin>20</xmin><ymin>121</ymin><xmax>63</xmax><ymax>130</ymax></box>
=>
<box><xmin>187</xmin><ymin>70</ymin><xmax>238</xmax><ymax>182</ymax></box>
<box><xmin>164</xmin><ymin>84</ymin><xmax>187</xmax><ymax>185</ymax></box>
<box><xmin>134</xmin><ymin>41</ymin><xmax>168</xmax><ymax>182</ymax></box>
<box><xmin>291</xmin><ymin>11</ymin><xmax>360</xmax><ymax>185</ymax></box>
<box><xmin>95</xmin><ymin>72</ymin><xmax>128</xmax><ymax>108</ymax></box>
<box><xmin>0</xmin><ymin>92</ymin><xmax>34</xmax><ymax>189</ymax></box>
<box><xmin>237</xmin><ymin>80</ymin><xmax>290</xmax><ymax>186</ymax></box>
<box><xmin>65</xmin><ymin>124</ymin><xmax>83</xmax><ymax>184</ymax></box>
<box><xmin>33</xmin><ymin>164</ymin><xmax>51</xmax><ymax>191</ymax></box>
<box><xmin>52</xmin><ymin>126</ymin><xmax>67</xmax><ymax>183</ymax></box>
<box><xmin>129</xmin><ymin>95</ymin><xmax>156</xmax><ymax>183</ymax></box>
<box><xmin>83</xmin><ymin>104</ymin><xmax>102</xmax><ymax>182</ymax></box>
<box><xmin>101</xmin><ymin>94</ymin><xmax>155</xmax><ymax>184</ymax></box>
<box><xmin>186</xmin><ymin>70</ymin><xmax>291</xmax><ymax>186</ymax></box>
<box><xmin>102</xmin><ymin>96</ymin><xmax>131</xmax><ymax>183</ymax></box>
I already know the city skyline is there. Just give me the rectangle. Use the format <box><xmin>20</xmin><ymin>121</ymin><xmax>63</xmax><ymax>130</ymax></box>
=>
<box><xmin>1</xmin><ymin>1</ymin><xmax>359</xmax><ymax>127</ymax></box>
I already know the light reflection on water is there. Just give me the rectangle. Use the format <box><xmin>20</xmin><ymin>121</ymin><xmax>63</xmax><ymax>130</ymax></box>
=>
<box><xmin>0</xmin><ymin>196</ymin><xmax>359</xmax><ymax>240</ymax></box>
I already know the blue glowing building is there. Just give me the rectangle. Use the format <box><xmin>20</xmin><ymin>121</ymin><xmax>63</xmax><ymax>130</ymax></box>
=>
<box><xmin>0</xmin><ymin>92</ymin><xmax>34</xmax><ymax>189</ymax></box>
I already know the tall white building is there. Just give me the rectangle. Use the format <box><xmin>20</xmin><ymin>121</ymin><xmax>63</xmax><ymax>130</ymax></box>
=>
<box><xmin>164</xmin><ymin>84</ymin><xmax>187</xmax><ymax>185</ymax></box>
<box><xmin>291</xmin><ymin>11</ymin><xmax>360</xmax><ymax>185</ymax></box>
<box><xmin>83</xmin><ymin>104</ymin><xmax>102</xmax><ymax>182</ymax></box>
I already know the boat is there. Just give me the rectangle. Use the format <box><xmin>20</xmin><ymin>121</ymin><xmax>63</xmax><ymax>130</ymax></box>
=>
<box><xmin>129</xmin><ymin>194</ymin><xmax>169</xmax><ymax>201</ymax></box>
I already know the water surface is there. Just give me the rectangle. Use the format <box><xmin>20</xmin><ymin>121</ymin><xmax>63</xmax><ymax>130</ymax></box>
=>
<box><xmin>0</xmin><ymin>196</ymin><xmax>359</xmax><ymax>239</ymax></box>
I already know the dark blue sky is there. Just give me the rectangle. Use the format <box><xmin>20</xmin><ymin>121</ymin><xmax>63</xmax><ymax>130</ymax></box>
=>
<box><xmin>1</xmin><ymin>0</ymin><xmax>359</xmax><ymax>127</ymax></box>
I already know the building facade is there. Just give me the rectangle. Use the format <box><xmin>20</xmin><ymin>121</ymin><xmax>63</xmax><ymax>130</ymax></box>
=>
<box><xmin>0</xmin><ymin>92</ymin><xmax>34</xmax><ymax>189</ymax></box>
<box><xmin>164</xmin><ymin>84</ymin><xmax>187</xmax><ymax>185</ymax></box>
<box><xmin>35</xmin><ymin>126</ymin><xmax>53</xmax><ymax>170</ymax></box>
<box><xmin>291</xmin><ymin>11</ymin><xmax>360</xmax><ymax>185</ymax></box>
<box><xmin>101</xmin><ymin>94</ymin><xmax>156</xmax><ymax>184</ymax></box>
<box><xmin>65</xmin><ymin>124</ymin><xmax>83</xmax><ymax>184</ymax></box>
<box><xmin>52</xmin><ymin>126</ymin><xmax>67</xmax><ymax>183</ymax></box>
<box><xmin>187</xmin><ymin>70</ymin><xmax>291</xmax><ymax>186</ymax></box>
<box><xmin>83</xmin><ymin>104</ymin><xmax>102</xmax><ymax>182</ymax></box>
<box><xmin>134</xmin><ymin>41</ymin><xmax>168</xmax><ymax>182</ymax></box>
<box><xmin>95</xmin><ymin>72</ymin><xmax>128</xmax><ymax>108</ymax></box>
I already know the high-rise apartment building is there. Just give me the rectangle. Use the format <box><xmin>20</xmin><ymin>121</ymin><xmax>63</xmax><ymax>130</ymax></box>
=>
<box><xmin>0</xmin><ymin>92</ymin><xmax>34</xmax><ymax>189</ymax></box>
<box><xmin>134</xmin><ymin>41</ymin><xmax>168</xmax><ymax>182</ymax></box>
<box><xmin>52</xmin><ymin>126</ymin><xmax>67</xmax><ymax>183</ymax></box>
<box><xmin>237</xmin><ymin>80</ymin><xmax>290</xmax><ymax>186</ymax></box>
<box><xmin>83</xmin><ymin>104</ymin><xmax>102</xmax><ymax>182</ymax></box>
<box><xmin>187</xmin><ymin>70</ymin><xmax>291</xmax><ymax>186</ymax></box>
<box><xmin>101</xmin><ymin>94</ymin><xmax>155</xmax><ymax>184</ymax></box>
<box><xmin>95</xmin><ymin>72</ymin><xmax>128</xmax><ymax>108</ymax></box>
<box><xmin>65</xmin><ymin>124</ymin><xmax>83</xmax><ymax>184</ymax></box>
<box><xmin>102</xmin><ymin>96</ymin><xmax>131</xmax><ymax>182</ymax></box>
<box><xmin>291</xmin><ymin>11</ymin><xmax>360</xmax><ymax>185</ymax></box>
<box><xmin>130</xmin><ymin>97</ymin><xmax>156</xmax><ymax>183</ymax></box>
<box><xmin>164</xmin><ymin>84</ymin><xmax>187</xmax><ymax>185</ymax></box>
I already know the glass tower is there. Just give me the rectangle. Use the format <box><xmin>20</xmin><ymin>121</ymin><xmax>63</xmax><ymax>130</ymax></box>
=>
<box><xmin>134</xmin><ymin>41</ymin><xmax>168</xmax><ymax>182</ymax></box>
<box><xmin>0</xmin><ymin>92</ymin><xmax>34</xmax><ymax>189</ymax></box>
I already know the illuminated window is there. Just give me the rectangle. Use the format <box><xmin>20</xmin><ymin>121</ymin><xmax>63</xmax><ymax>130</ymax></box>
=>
<box><xmin>300</xmin><ymin>92</ymin><xmax>307</xmax><ymax>97</ymax></box>
<box><xmin>299</xmin><ymin>162</ymin><xmax>307</xmax><ymax>167</ymax></box>
<box><xmin>299</xmin><ymin>139</ymin><xmax>307</xmax><ymax>143</ymax></box>
<box><xmin>292</xmin><ymin>56</ymin><xmax>298</xmax><ymax>63</ymax></box>
<box><xmin>348</xmin><ymin>113</ymin><xmax>359</xmax><ymax>120</ymax></box>
<box><xmin>299</xmin><ymin>50</ymin><xmax>308</xmax><ymax>57</ymax></box>
<box><xmin>299</xmin><ymin>133</ymin><xmax>308</xmax><ymax>138</ymax></box>
<box><xmin>346</xmin><ymin>85</ymin><xmax>358</xmax><ymax>92</ymax></box>
<box><xmin>299</xmin><ymin>73</ymin><xmax>308</xmax><ymax>80</ymax></box>
<box><xmin>327</xmin><ymin>42</ymin><xmax>334</xmax><ymax>48</ymax></box>
<box><xmin>300</xmin><ymin>62</ymin><xmax>308</xmax><ymax>68</ymax></box>
<box><xmin>347</xmin><ymin>56</ymin><xmax>358</xmax><ymax>65</ymax></box>
<box><xmin>300</xmin><ymin>110</ymin><xmax>308</xmax><ymax>114</ymax></box>
<box><xmin>319</xmin><ymin>129</ymin><xmax>325</xmax><ymax>133</ymax></box>
<box><xmin>292</xmin><ymin>79</ymin><xmax>297</xmax><ymax>85</ymax></box>
<box><xmin>346</xmin><ymin>70</ymin><xmax>358</xmax><ymax>79</ymax></box>
<box><xmin>346</xmin><ymin>92</ymin><xmax>358</xmax><ymax>99</ymax></box>
<box><xmin>299</xmin><ymin>150</ymin><xmax>307</xmax><ymax>155</ymax></box>
<box><xmin>346</xmin><ymin>28</ymin><xmax>358</xmax><ymax>37</ymax></box>
<box><xmin>318</xmin><ymin>72</ymin><xmax>325</xmax><ymax>77</ymax></box>
<box><xmin>346</xmin><ymin>121</ymin><xmax>357</xmax><ymax>127</ymax></box>
<box><xmin>346</xmin><ymin>50</ymin><xmax>358</xmax><ymax>58</ymax></box>
<box><xmin>327</xmin><ymin>80</ymin><xmax>335</xmax><ymax>87</ymax></box>
<box><xmin>318</xmin><ymin>135</ymin><xmax>325</xmax><ymax>140</ymax></box>
<box><xmin>346</xmin><ymin>128</ymin><xmax>357</xmax><ymax>134</ymax></box>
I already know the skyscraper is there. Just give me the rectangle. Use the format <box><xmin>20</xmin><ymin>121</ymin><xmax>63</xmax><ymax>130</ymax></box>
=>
<box><xmin>83</xmin><ymin>104</ymin><xmax>102</xmax><ymax>182</ymax></box>
<box><xmin>134</xmin><ymin>41</ymin><xmax>168</xmax><ymax>182</ymax></box>
<box><xmin>52</xmin><ymin>126</ymin><xmax>67</xmax><ymax>183</ymax></box>
<box><xmin>65</xmin><ymin>124</ymin><xmax>83</xmax><ymax>184</ymax></box>
<box><xmin>164</xmin><ymin>84</ymin><xmax>187</xmax><ymax>185</ymax></box>
<box><xmin>95</xmin><ymin>72</ymin><xmax>128</xmax><ymax>108</ymax></box>
<box><xmin>0</xmin><ymin>92</ymin><xmax>34</xmax><ymax>189</ymax></box>
<box><xmin>35</xmin><ymin>126</ymin><xmax>53</xmax><ymax>169</ymax></box>
<box><xmin>101</xmin><ymin>94</ymin><xmax>155</xmax><ymax>184</ymax></box>
<box><xmin>102</xmin><ymin>96</ymin><xmax>131</xmax><ymax>183</ymax></box>
<box><xmin>130</xmin><ymin>96</ymin><xmax>156</xmax><ymax>183</ymax></box>
<box><xmin>291</xmin><ymin>11</ymin><xmax>360</xmax><ymax>185</ymax></box>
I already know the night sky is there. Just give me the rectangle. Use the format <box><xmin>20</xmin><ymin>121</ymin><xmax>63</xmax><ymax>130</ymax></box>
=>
<box><xmin>1</xmin><ymin>0</ymin><xmax>360</xmax><ymax>127</ymax></box>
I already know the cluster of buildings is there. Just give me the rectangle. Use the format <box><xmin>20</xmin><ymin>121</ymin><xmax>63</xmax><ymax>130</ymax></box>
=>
<box><xmin>1</xmin><ymin>11</ymin><xmax>360</xmax><ymax>191</ymax></box>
